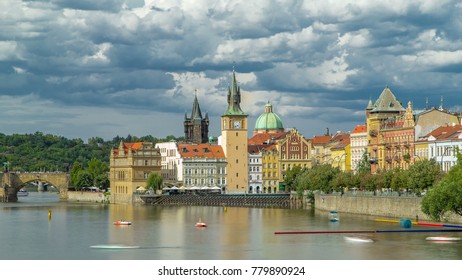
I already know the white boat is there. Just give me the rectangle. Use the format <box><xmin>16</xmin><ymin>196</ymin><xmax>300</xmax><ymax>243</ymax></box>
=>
<box><xmin>426</xmin><ymin>236</ymin><xmax>461</xmax><ymax>242</ymax></box>
<box><xmin>344</xmin><ymin>236</ymin><xmax>374</xmax><ymax>243</ymax></box>
<box><xmin>17</xmin><ymin>189</ymin><xmax>29</xmax><ymax>197</ymax></box>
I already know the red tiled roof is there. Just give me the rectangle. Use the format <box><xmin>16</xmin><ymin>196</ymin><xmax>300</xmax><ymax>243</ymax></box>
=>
<box><xmin>352</xmin><ymin>125</ymin><xmax>367</xmax><ymax>134</ymax></box>
<box><xmin>248</xmin><ymin>132</ymin><xmax>288</xmax><ymax>145</ymax></box>
<box><xmin>311</xmin><ymin>135</ymin><xmax>332</xmax><ymax>145</ymax></box>
<box><xmin>112</xmin><ymin>142</ymin><xmax>144</xmax><ymax>155</ymax></box>
<box><xmin>177</xmin><ymin>143</ymin><xmax>225</xmax><ymax>158</ymax></box>
<box><xmin>331</xmin><ymin>137</ymin><xmax>351</xmax><ymax>150</ymax></box>
<box><xmin>426</xmin><ymin>124</ymin><xmax>462</xmax><ymax>140</ymax></box>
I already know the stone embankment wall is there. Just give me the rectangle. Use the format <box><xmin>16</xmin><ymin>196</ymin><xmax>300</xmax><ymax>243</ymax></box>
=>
<box><xmin>314</xmin><ymin>193</ymin><xmax>462</xmax><ymax>224</ymax></box>
<box><xmin>67</xmin><ymin>191</ymin><xmax>108</xmax><ymax>203</ymax></box>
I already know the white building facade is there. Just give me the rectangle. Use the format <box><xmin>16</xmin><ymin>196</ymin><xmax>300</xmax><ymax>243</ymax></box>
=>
<box><xmin>350</xmin><ymin>125</ymin><xmax>368</xmax><ymax>172</ymax></box>
<box><xmin>155</xmin><ymin>141</ymin><xmax>183</xmax><ymax>186</ymax></box>
<box><xmin>248</xmin><ymin>145</ymin><xmax>263</xmax><ymax>193</ymax></box>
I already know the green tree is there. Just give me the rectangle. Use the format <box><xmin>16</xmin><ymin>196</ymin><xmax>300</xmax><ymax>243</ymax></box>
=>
<box><xmin>74</xmin><ymin>171</ymin><xmax>93</xmax><ymax>190</ymax></box>
<box><xmin>87</xmin><ymin>158</ymin><xmax>109</xmax><ymax>188</ymax></box>
<box><xmin>284</xmin><ymin>165</ymin><xmax>302</xmax><ymax>191</ymax></box>
<box><xmin>94</xmin><ymin>173</ymin><xmax>110</xmax><ymax>190</ymax></box>
<box><xmin>407</xmin><ymin>159</ymin><xmax>442</xmax><ymax>194</ymax></box>
<box><xmin>390</xmin><ymin>168</ymin><xmax>408</xmax><ymax>192</ymax></box>
<box><xmin>146</xmin><ymin>172</ymin><xmax>163</xmax><ymax>191</ymax></box>
<box><xmin>296</xmin><ymin>164</ymin><xmax>340</xmax><ymax>194</ymax></box>
<box><xmin>421</xmin><ymin>150</ymin><xmax>462</xmax><ymax>221</ymax></box>
<box><xmin>356</xmin><ymin>149</ymin><xmax>371</xmax><ymax>174</ymax></box>
<box><xmin>70</xmin><ymin>162</ymin><xmax>84</xmax><ymax>187</ymax></box>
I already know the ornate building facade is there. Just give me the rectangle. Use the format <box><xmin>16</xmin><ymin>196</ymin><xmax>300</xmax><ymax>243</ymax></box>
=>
<box><xmin>366</xmin><ymin>86</ymin><xmax>406</xmax><ymax>173</ymax></box>
<box><xmin>178</xmin><ymin>143</ymin><xmax>227</xmax><ymax>189</ymax></box>
<box><xmin>109</xmin><ymin>141</ymin><xmax>161</xmax><ymax>203</ymax></box>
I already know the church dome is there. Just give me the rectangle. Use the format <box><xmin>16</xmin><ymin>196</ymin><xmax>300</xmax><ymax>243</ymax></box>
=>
<box><xmin>254</xmin><ymin>101</ymin><xmax>284</xmax><ymax>134</ymax></box>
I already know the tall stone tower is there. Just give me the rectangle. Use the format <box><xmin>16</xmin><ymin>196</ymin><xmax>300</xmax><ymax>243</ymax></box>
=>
<box><xmin>184</xmin><ymin>93</ymin><xmax>209</xmax><ymax>144</ymax></box>
<box><xmin>221</xmin><ymin>70</ymin><xmax>248</xmax><ymax>193</ymax></box>
<box><xmin>366</xmin><ymin>86</ymin><xmax>405</xmax><ymax>173</ymax></box>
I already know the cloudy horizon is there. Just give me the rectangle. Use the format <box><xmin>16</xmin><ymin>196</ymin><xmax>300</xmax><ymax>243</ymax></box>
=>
<box><xmin>1</xmin><ymin>0</ymin><xmax>461</xmax><ymax>141</ymax></box>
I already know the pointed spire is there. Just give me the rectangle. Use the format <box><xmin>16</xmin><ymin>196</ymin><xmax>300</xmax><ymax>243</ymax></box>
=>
<box><xmin>191</xmin><ymin>90</ymin><xmax>203</xmax><ymax>120</ymax></box>
<box><xmin>371</xmin><ymin>86</ymin><xmax>405</xmax><ymax>112</ymax></box>
<box><xmin>224</xmin><ymin>69</ymin><xmax>246</xmax><ymax>116</ymax></box>
<box><xmin>366</xmin><ymin>97</ymin><xmax>374</xmax><ymax>110</ymax></box>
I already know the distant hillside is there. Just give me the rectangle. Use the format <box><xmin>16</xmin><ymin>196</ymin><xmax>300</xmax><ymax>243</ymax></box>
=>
<box><xmin>0</xmin><ymin>132</ymin><xmax>183</xmax><ymax>172</ymax></box>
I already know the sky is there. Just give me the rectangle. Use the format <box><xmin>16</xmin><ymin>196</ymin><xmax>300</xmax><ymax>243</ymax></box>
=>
<box><xmin>1</xmin><ymin>0</ymin><xmax>462</xmax><ymax>142</ymax></box>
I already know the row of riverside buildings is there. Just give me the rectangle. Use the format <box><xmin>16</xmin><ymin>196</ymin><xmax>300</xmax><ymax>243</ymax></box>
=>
<box><xmin>108</xmin><ymin>71</ymin><xmax>462</xmax><ymax>203</ymax></box>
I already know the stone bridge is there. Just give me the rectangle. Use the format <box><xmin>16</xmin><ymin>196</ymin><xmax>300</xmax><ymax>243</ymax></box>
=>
<box><xmin>0</xmin><ymin>172</ymin><xmax>70</xmax><ymax>202</ymax></box>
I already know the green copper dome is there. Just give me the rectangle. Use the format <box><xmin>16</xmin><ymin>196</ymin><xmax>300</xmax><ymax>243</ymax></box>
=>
<box><xmin>254</xmin><ymin>101</ymin><xmax>284</xmax><ymax>132</ymax></box>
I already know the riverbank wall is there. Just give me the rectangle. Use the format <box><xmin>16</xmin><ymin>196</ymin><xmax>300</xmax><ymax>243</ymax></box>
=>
<box><xmin>314</xmin><ymin>193</ymin><xmax>462</xmax><ymax>224</ymax></box>
<box><xmin>67</xmin><ymin>191</ymin><xmax>108</xmax><ymax>203</ymax></box>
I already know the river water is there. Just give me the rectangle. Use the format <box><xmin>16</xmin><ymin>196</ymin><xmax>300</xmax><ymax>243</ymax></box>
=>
<box><xmin>1</xmin><ymin>192</ymin><xmax>462</xmax><ymax>260</ymax></box>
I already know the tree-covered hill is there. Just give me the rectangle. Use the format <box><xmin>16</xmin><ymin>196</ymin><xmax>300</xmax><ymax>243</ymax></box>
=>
<box><xmin>0</xmin><ymin>132</ymin><xmax>183</xmax><ymax>172</ymax></box>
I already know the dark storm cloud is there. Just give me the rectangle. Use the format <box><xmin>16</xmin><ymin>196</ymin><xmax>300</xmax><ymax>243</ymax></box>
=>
<box><xmin>1</xmin><ymin>0</ymin><xmax>461</xmax><ymax>140</ymax></box>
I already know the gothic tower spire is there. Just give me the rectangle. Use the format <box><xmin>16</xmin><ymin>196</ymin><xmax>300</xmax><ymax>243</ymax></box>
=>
<box><xmin>224</xmin><ymin>70</ymin><xmax>245</xmax><ymax>116</ymax></box>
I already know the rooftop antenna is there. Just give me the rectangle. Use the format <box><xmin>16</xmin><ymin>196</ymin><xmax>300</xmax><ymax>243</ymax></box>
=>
<box><xmin>439</xmin><ymin>96</ymin><xmax>443</xmax><ymax>111</ymax></box>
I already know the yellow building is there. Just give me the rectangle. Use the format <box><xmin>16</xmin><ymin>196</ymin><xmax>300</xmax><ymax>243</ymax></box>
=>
<box><xmin>221</xmin><ymin>70</ymin><xmax>248</xmax><ymax>193</ymax></box>
<box><xmin>261</xmin><ymin>145</ymin><xmax>279</xmax><ymax>193</ymax></box>
<box><xmin>414</xmin><ymin>141</ymin><xmax>428</xmax><ymax>161</ymax></box>
<box><xmin>109</xmin><ymin>141</ymin><xmax>161</xmax><ymax>203</ymax></box>
<box><xmin>331</xmin><ymin>143</ymin><xmax>351</xmax><ymax>171</ymax></box>
<box><xmin>311</xmin><ymin>135</ymin><xmax>332</xmax><ymax>165</ymax></box>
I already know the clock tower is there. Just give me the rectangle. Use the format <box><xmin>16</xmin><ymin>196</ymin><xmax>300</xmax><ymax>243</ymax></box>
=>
<box><xmin>221</xmin><ymin>70</ymin><xmax>248</xmax><ymax>193</ymax></box>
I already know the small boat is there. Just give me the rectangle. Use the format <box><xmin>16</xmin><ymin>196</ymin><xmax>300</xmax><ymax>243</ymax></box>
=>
<box><xmin>17</xmin><ymin>189</ymin><xmax>29</xmax><ymax>197</ymax></box>
<box><xmin>113</xmin><ymin>220</ymin><xmax>132</xmax><ymax>226</ymax></box>
<box><xmin>195</xmin><ymin>218</ymin><xmax>207</xmax><ymax>227</ymax></box>
<box><xmin>426</xmin><ymin>236</ymin><xmax>461</xmax><ymax>242</ymax></box>
<box><xmin>329</xmin><ymin>211</ymin><xmax>339</xmax><ymax>222</ymax></box>
<box><xmin>344</xmin><ymin>235</ymin><xmax>374</xmax><ymax>243</ymax></box>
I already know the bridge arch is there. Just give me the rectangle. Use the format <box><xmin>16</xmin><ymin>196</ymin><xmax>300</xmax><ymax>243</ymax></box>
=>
<box><xmin>1</xmin><ymin>172</ymin><xmax>70</xmax><ymax>202</ymax></box>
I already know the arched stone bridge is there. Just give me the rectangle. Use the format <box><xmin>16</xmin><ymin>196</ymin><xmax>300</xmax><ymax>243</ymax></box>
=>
<box><xmin>0</xmin><ymin>172</ymin><xmax>70</xmax><ymax>202</ymax></box>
